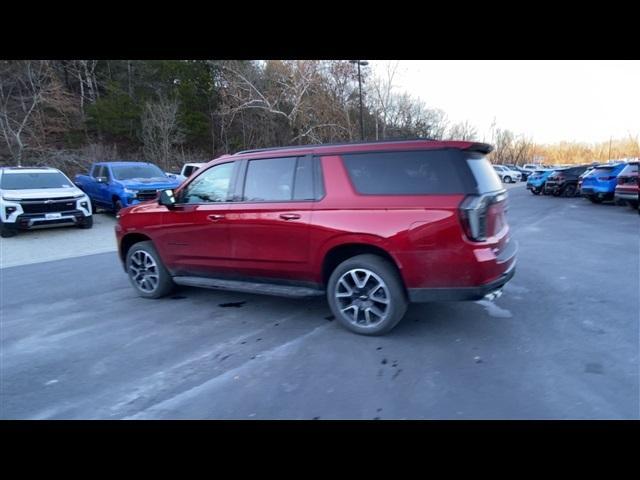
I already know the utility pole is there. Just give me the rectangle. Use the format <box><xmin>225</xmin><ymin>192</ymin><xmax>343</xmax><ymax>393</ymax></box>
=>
<box><xmin>350</xmin><ymin>60</ymin><xmax>369</xmax><ymax>141</ymax></box>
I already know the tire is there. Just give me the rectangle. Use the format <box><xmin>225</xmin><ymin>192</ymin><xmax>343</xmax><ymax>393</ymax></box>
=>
<box><xmin>552</xmin><ymin>188</ymin><xmax>561</xmax><ymax>197</ymax></box>
<box><xmin>531</xmin><ymin>188</ymin><xmax>540</xmax><ymax>195</ymax></box>
<box><xmin>628</xmin><ymin>200</ymin><xmax>639</xmax><ymax>209</ymax></box>
<box><xmin>589</xmin><ymin>196</ymin><xmax>603</xmax><ymax>204</ymax></box>
<box><xmin>0</xmin><ymin>222</ymin><xmax>18</xmax><ymax>238</ymax></box>
<box><xmin>563</xmin><ymin>184</ymin><xmax>577</xmax><ymax>197</ymax></box>
<box><xmin>125</xmin><ymin>241</ymin><xmax>175</xmax><ymax>299</ymax></box>
<box><xmin>90</xmin><ymin>198</ymin><xmax>99</xmax><ymax>214</ymax></box>
<box><xmin>78</xmin><ymin>215</ymin><xmax>93</xmax><ymax>229</ymax></box>
<box><xmin>114</xmin><ymin>198</ymin><xmax>124</xmax><ymax>214</ymax></box>
<box><xmin>504</xmin><ymin>176</ymin><xmax>512</xmax><ymax>184</ymax></box>
<box><xmin>327</xmin><ymin>254</ymin><xmax>408</xmax><ymax>336</ymax></box>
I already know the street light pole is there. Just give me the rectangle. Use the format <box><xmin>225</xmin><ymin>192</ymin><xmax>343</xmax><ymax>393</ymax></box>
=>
<box><xmin>350</xmin><ymin>60</ymin><xmax>368</xmax><ymax>141</ymax></box>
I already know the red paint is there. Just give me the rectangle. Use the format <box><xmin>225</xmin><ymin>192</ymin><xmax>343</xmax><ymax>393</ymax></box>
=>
<box><xmin>116</xmin><ymin>140</ymin><xmax>515</xmax><ymax>292</ymax></box>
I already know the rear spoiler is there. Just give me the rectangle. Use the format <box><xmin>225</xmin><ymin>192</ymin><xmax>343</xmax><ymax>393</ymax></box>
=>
<box><xmin>465</xmin><ymin>142</ymin><xmax>494</xmax><ymax>154</ymax></box>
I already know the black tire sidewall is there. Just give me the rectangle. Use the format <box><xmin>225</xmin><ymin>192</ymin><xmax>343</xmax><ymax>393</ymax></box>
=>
<box><xmin>125</xmin><ymin>241</ymin><xmax>174</xmax><ymax>298</ymax></box>
<box><xmin>0</xmin><ymin>222</ymin><xmax>18</xmax><ymax>238</ymax></box>
<box><xmin>326</xmin><ymin>254</ymin><xmax>408</xmax><ymax>336</ymax></box>
<box><xmin>79</xmin><ymin>215</ymin><xmax>93</xmax><ymax>228</ymax></box>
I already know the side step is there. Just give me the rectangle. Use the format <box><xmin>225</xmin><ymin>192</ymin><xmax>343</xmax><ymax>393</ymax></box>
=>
<box><xmin>172</xmin><ymin>276</ymin><xmax>325</xmax><ymax>298</ymax></box>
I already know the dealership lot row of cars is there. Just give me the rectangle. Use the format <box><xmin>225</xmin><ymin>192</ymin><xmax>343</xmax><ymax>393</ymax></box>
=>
<box><xmin>520</xmin><ymin>160</ymin><xmax>639</xmax><ymax>210</ymax></box>
<box><xmin>2</xmin><ymin>156</ymin><xmax>637</xmax><ymax>240</ymax></box>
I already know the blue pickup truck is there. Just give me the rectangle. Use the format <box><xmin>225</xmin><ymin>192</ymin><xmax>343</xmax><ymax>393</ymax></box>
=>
<box><xmin>75</xmin><ymin>161</ymin><xmax>181</xmax><ymax>212</ymax></box>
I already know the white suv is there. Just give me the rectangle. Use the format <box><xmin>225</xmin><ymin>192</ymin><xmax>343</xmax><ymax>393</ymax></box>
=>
<box><xmin>0</xmin><ymin>167</ymin><xmax>93</xmax><ymax>238</ymax></box>
<box><xmin>175</xmin><ymin>163</ymin><xmax>205</xmax><ymax>182</ymax></box>
<box><xmin>492</xmin><ymin>165</ymin><xmax>522</xmax><ymax>183</ymax></box>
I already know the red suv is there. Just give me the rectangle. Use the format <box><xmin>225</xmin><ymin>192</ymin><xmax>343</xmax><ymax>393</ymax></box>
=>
<box><xmin>115</xmin><ymin>139</ymin><xmax>517</xmax><ymax>335</ymax></box>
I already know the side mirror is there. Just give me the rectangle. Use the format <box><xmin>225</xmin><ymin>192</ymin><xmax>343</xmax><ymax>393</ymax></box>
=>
<box><xmin>159</xmin><ymin>189</ymin><xmax>177</xmax><ymax>208</ymax></box>
<box><xmin>96</xmin><ymin>176</ymin><xmax>108</xmax><ymax>183</ymax></box>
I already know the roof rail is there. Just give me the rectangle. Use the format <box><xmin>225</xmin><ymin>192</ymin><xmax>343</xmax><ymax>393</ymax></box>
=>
<box><xmin>234</xmin><ymin>137</ymin><xmax>439</xmax><ymax>155</ymax></box>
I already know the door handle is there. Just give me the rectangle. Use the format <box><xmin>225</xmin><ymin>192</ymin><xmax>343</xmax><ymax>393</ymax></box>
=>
<box><xmin>279</xmin><ymin>213</ymin><xmax>301</xmax><ymax>220</ymax></box>
<box><xmin>207</xmin><ymin>214</ymin><xmax>225</xmax><ymax>221</ymax></box>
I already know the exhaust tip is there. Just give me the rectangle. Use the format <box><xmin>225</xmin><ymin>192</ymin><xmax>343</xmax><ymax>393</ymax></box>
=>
<box><xmin>483</xmin><ymin>289</ymin><xmax>503</xmax><ymax>302</ymax></box>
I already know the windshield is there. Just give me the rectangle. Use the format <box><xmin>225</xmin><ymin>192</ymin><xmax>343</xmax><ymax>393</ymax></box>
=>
<box><xmin>620</xmin><ymin>163</ymin><xmax>638</xmax><ymax>175</ymax></box>
<box><xmin>1</xmin><ymin>171</ymin><xmax>73</xmax><ymax>190</ymax></box>
<box><xmin>112</xmin><ymin>164</ymin><xmax>166</xmax><ymax>180</ymax></box>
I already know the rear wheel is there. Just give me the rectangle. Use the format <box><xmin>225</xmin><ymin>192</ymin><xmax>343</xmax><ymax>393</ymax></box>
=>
<box><xmin>327</xmin><ymin>254</ymin><xmax>408</xmax><ymax>336</ymax></box>
<box><xmin>563</xmin><ymin>184</ymin><xmax>577</xmax><ymax>197</ymax></box>
<box><xmin>629</xmin><ymin>200</ymin><xmax>639</xmax><ymax>209</ymax></box>
<box><xmin>126</xmin><ymin>241</ymin><xmax>175</xmax><ymax>298</ymax></box>
<box><xmin>503</xmin><ymin>176</ymin><xmax>512</xmax><ymax>184</ymax></box>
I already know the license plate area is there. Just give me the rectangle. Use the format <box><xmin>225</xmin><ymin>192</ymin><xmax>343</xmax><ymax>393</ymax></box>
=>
<box><xmin>45</xmin><ymin>213</ymin><xmax>62</xmax><ymax>220</ymax></box>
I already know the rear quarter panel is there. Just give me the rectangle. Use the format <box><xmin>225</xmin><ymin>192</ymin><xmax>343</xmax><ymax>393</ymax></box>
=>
<box><xmin>309</xmin><ymin>155</ymin><xmax>479</xmax><ymax>288</ymax></box>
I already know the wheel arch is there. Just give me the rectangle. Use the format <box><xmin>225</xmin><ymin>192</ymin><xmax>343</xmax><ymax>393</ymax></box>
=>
<box><xmin>320</xmin><ymin>241</ymin><xmax>405</xmax><ymax>290</ymax></box>
<box><xmin>120</xmin><ymin>232</ymin><xmax>153</xmax><ymax>265</ymax></box>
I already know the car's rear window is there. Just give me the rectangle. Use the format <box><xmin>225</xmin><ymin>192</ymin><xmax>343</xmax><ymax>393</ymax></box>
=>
<box><xmin>592</xmin><ymin>167</ymin><xmax>615</xmax><ymax>175</ymax></box>
<box><xmin>467</xmin><ymin>154</ymin><xmax>504</xmax><ymax>193</ymax></box>
<box><xmin>619</xmin><ymin>163</ymin><xmax>638</xmax><ymax>175</ymax></box>
<box><xmin>341</xmin><ymin>149</ymin><xmax>479</xmax><ymax>195</ymax></box>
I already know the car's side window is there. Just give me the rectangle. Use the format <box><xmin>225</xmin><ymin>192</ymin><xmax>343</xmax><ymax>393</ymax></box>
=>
<box><xmin>243</xmin><ymin>157</ymin><xmax>297</xmax><ymax>202</ymax></box>
<box><xmin>180</xmin><ymin>162</ymin><xmax>235</xmax><ymax>204</ymax></box>
<box><xmin>91</xmin><ymin>165</ymin><xmax>100</xmax><ymax>177</ymax></box>
<box><xmin>293</xmin><ymin>156</ymin><xmax>315</xmax><ymax>201</ymax></box>
<box><xmin>103</xmin><ymin>166</ymin><xmax>111</xmax><ymax>181</ymax></box>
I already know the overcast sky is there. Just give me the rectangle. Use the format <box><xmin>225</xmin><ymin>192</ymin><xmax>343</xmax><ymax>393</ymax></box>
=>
<box><xmin>370</xmin><ymin>60</ymin><xmax>639</xmax><ymax>145</ymax></box>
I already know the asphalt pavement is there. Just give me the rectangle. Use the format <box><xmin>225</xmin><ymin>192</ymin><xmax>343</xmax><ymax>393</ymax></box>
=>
<box><xmin>1</xmin><ymin>184</ymin><xmax>638</xmax><ymax>419</ymax></box>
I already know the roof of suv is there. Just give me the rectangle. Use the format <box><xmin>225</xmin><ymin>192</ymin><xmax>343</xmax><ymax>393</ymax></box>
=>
<box><xmin>233</xmin><ymin>139</ymin><xmax>493</xmax><ymax>159</ymax></box>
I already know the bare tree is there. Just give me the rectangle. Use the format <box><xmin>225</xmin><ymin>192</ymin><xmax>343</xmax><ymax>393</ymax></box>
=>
<box><xmin>216</xmin><ymin>60</ymin><xmax>323</xmax><ymax>144</ymax></box>
<box><xmin>140</xmin><ymin>96</ymin><xmax>184</xmax><ymax>171</ymax></box>
<box><xmin>0</xmin><ymin>61</ymin><xmax>49</xmax><ymax>165</ymax></box>
<box><xmin>446</xmin><ymin>120</ymin><xmax>478</xmax><ymax>141</ymax></box>
<box><xmin>368</xmin><ymin>61</ymin><xmax>399</xmax><ymax>140</ymax></box>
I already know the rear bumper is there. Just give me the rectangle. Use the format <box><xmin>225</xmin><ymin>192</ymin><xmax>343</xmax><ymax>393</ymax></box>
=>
<box><xmin>580</xmin><ymin>185</ymin><xmax>614</xmax><ymax>196</ymax></box>
<box><xmin>408</xmin><ymin>240</ymin><xmax>517</xmax><ymax>302</ymax></box>
<box><xmin>408</xmin><ymin>261</ymin><xmax>516</xmax><ymax>302</ymax></box>
<box><xmin>614</xmin><ymin>191</ymin><xmax>638</xmax><ymax>202</ymax></box>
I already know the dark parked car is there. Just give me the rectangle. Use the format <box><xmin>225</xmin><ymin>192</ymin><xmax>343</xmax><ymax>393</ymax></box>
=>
<box><xmin>614</xmin><ymin>161</ymin><xmax>639</xmax><ymax>209</ymax></box>
<box><xmin>543</xmin><ymin>165</ymin><xmax>589</xmax><ymax>197</ymax></box>
<box><xmin>115</xmin><ymin>139</ymin><xmax>517</xmax><ymax>336</ymax></box>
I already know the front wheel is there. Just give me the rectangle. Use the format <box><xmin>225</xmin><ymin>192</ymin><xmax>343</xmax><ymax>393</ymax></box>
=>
<box><xmin>504</xmin><ymin>176</ymin><xmax>512</xmax><ymax>184</ymax></box>
<box><xmin>0</xmin><ymin>222</ymin><xmax>18</xmax><ymax>238</ymax></box>
<box><xmin>530</xmin><ymin>188</ymin><xmax>540</xmax><ymax>195</ymax></box>
<box><xmin>589</xmin><ymin>196</ymin><xmax>603</xmax><ymax>204</ymax></box>
<box><xmin>327</xmin><ymin>254</ymin><xmax>408</xmax><ymax>336</ymax></box>
<box><xmin>114</xmin><ymin>199</ymin><xmax>124</xmax><ymax>214</ymax></box>
<box><xmin>77</xmin><ymin>215</ymin><xmax>93</xmax><ymax>229</ymax></box>
<box><xmin>126</xmin><ymin>241</ymin><xmax>175</xmax><ymax>298</ymax></box>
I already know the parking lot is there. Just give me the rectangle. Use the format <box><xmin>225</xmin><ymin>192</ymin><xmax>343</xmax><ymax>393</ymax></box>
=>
<box><xmin>1</xmin><ymin>183</ymin><xmax>638</xmax><ymax>419</ymax></box>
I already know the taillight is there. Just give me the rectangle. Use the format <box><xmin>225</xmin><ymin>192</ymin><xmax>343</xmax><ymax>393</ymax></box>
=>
<box><xmin>459</xmin><ymin>191</ymin><xmax>507</xmax><ymax>242</ymax></box>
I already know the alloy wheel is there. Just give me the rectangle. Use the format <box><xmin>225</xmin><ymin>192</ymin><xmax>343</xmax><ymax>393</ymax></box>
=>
<box><xmin>335</xmin><ymin>268</ymin><xmax>391</xmax><ymax>328</ymax></box>
<box><xmin>129</xmin><ymin>250</ymin><xmax>159</xmax><ymax>293</ymax></box>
